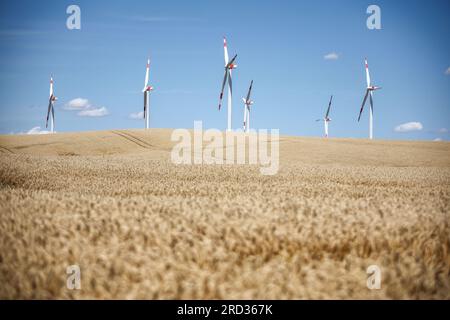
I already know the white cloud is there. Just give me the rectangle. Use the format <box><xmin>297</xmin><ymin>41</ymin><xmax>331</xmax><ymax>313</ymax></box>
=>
<box><xmin>64</xmin><ymin>98</ymin><xmax>109</xmax><ymax>117</ymax></box>
<box><xmin>78</xmin><ymin>107</ymin><xmax>109</xmax><ymax>117</ymax></box>
<box><xmin>324</xmin><ymin>52</ymin><xmax>339</xmax><ymax>60</ymax></box>
<box><xmin>27</xmin><ymin>126</ymin><xmax>51</xmax><ymax>135</ymax></box>
<box><xmin>433</xmin><ymin>138</ymin><xmax>442</xmax><ymax>141</ymax></box>
<box><xmin>129</xmin><ymin>111</ymin><xmax>144</xmax><ymax>119</ymax></box>
<box><xmin>64</xmin><ymin>98</ymin><xmax>90</xmax><ymax>110</ymax></box>
<box><xmin>438</xmin><ymin>128</ymin><xmax>448</xmax><ymax>133</ymax></box>
<box><xmin>394</xmin><ymin>122</ymin><xmax>423</xmax><ymax>133</ymax></box>
<box><xmin>445</xmin><ymin>67</ymin><xmax>450</xmax><ymax>75</ymax></box>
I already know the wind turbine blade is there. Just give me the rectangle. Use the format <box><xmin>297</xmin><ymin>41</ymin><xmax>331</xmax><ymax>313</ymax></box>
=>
<box><xmin>49</xmin><ymin>77</ymin><xmax>54</xmax><ymax>97</ymax></box>
<box><xmin>358</xmin><ymin>90</ymin><xmax>369</xmax><ymax>122</ymax></box>
<box><xmin>218</xmin><ymin>69</ymin><xmax>228</xmax><ymax>110</ymax></box>
<box><xmin>245</xmin><ymin>80</ymin><xmax>253</xmax><ymax>103</ymax></box>
<box><xmin>325</xmin><ymin>95</ymin><xmax>333</xmax><ymax>118</ymax></box>
<box><xmin>226</xmin><ymin>54</ymin><xmax>237</xmax><ymax>68</ymax></box>
<box><xmin>365</xmin><ymin>58</ymin><xmax>371</xmax><ymax>87</ymax></box>
<box><xmin>51</xmin><ymin>103</ymin><xmax>55</xmax><ymax>126</ymax></box>
<box><xmin>46</xmin><ymin>98</ymin><xmax>52</xmax><ymax>128</ymax></box>
<box><xmin>144</xmin><ymin>92</ymin><xmax>147</xmax><ymax>119</ymax></box>
<box><xmin>223</xmin><ymin>37</ymin><xmax>229</xmax><ymax>65</ymax></box>
<box><xmin>144</xmin><ymin>59</ymin><xmax>150</xmax><ymax>89</ymax></box>
<box><xmin>227</xmin><ymin>69</ymin><xmax>232</xmax><ymax>96</ymax></box>
<box><xmin>369</xmin><ymin>91</ymin><xmax>374</xmax><ymax>113</ymax></box>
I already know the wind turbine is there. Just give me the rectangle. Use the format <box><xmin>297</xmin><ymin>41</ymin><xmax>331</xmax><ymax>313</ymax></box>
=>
<box><xmin>316</xmin><ymin>95</ymin><xmax>333</xmax><ymax>138</ymax></box>
<box><xmin>218</xmin><ymin>37</ymin><xmax>237</xmax><ymax>131</ymax></box>
<box><xmin>46</xmin><ymin>76</ymin><xmax>57</xmax><ymax>133</ymax></box>
<box><xmin>142</xmin><ymin>58</ymin><xmax>154</xmax><ymax>129</ymax></box>
<box><xmin>358</xmin><ymin>58</ymin><xmax>381</xmax><ymax>139</ymax></box>
<box><xmin>242</xmin><ymin>80</ymin><xmax>254</xmax><ymax>133</ymax></box>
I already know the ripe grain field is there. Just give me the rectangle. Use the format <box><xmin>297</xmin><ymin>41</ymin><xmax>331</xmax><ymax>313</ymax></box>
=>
<box><xmin>0</xmin><ymin>129</ymin><xmax>449</xmax><ymax>299</ymax></box>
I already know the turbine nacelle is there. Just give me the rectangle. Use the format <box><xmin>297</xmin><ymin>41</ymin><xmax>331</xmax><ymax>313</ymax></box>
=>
<box><xmin>143</xmin><ymin>85</ymin><xmax>154</xmax><ymax>92</ymax></box>
<box><xmin>367</xmin><ymin>85</ymin><xmax>381</xmax><ymax>91</ymax></box>
<box><xmin>225</xmin><ymin>54</ymin><xmax>237</xmax><ymax>70</ymax></box>
<box><xmin>242</xmin><ymin>98</ymin><xmax>253</xmax><ymax>106</ymax></box>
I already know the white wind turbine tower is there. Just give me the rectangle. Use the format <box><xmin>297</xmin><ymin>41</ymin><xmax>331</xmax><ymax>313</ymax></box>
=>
<box><xmin>242</xmin><ymin>80</ymin><xmax>254</xmax><ymax>133</ymax></box>
<box><xmin>316</xmin><ymin>95</ymin><xmax>333</xmax><ymax>138</ymax></box>
<box><xmin>358</xmin><ymin>58</ymin><xmax>381</xmax><ymax>139</ymax></box>
<box><xmin>218</xmin><ymin>37</ymin><xmax>237</xmax><ymax>131</ymax></box>
<box><xmin>46</xmin><ymin>76</ymin><xmax>57</xmax><ymax>133</ymax></box>
<box><xmin>142</xmin><ymin>58</ymin><xmax>154</xmax><ymax>129</ymax></box>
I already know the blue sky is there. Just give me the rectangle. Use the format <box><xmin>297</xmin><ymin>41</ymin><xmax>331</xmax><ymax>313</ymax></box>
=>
<box><xmin>0</xmin><ymin>0</ymin><xmax>449</xmax><ymax>140</ymax></box>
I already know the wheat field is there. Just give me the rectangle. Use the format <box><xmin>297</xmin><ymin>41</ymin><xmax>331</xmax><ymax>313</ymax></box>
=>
<box><xmin>0</xmin><ymin>129</ymin><xmax>449</xmax><ymax>299</ymax></box>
